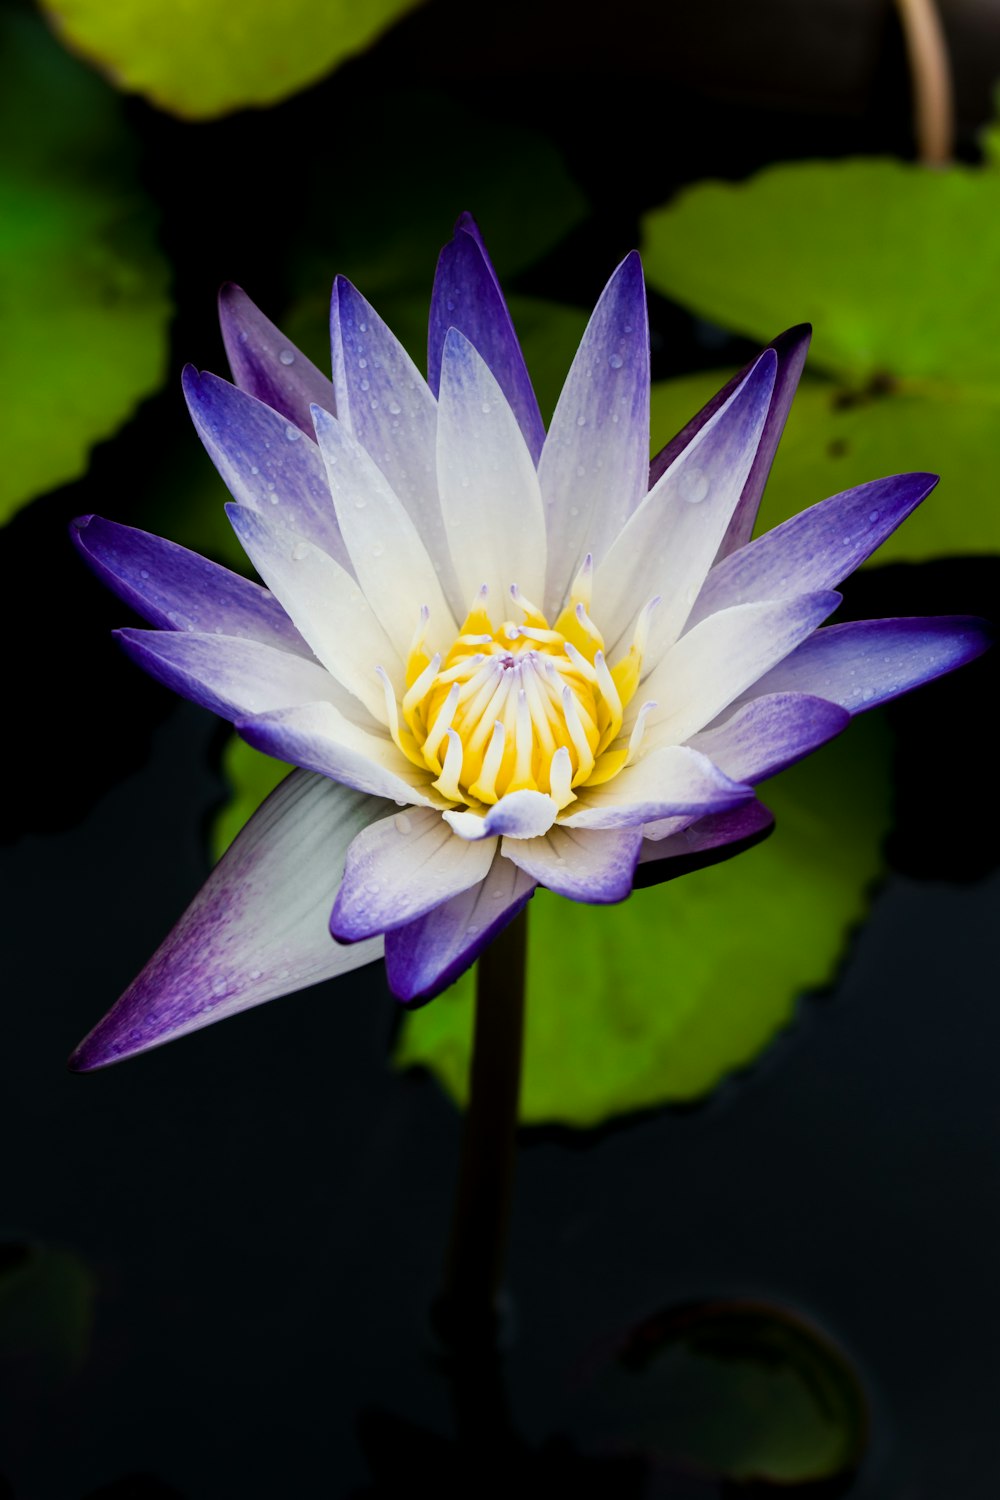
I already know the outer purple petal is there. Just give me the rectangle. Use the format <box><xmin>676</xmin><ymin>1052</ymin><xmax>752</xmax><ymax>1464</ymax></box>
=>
<box><xmin>540</xmin><ymin>251</ymin><xmax>650</xmax><ymax>613</ymax></box>
<box><xmin>385</xmin><ymin>851</ymin><xmax>536</xmax><ymax>1005</ymax></box>
<box><xmin>443</xmin><ymin>790</ymin><xmax>557</xmax><ymax>841</ymax></box>
<box><xmin>428</xmin><ymin>218</ymin><xmax>545</xmax><ymax>462</ymax></box>
<box><xmin>690</xmin><ymin>472</ymin><xmax>938</xmax><ymax>628</ymax></box>
<box><xmin>559</xmin><ymin>745</ymin><xmax>751</xmax><ymax>831</ymax></box>
<box><xmin>115</xmin><ymin>629</ymin><xmax>342</xmax><ymax>722</ymax></box>
<box><xmin>69</xmin><ymin>772</ymin><xmax>385</xmax><ymax>1071</ymax></box>
<box><xmin>182</xmin><ymin>367</ymin><xmax>351</xmax><ymax>571</ymax></box>
<box><xmin>218</xmin><ymin>283</ymin><xmax>336</xmax><ymax>434</ymax></box>
<box><xmin>634</xmin><ymin>801</ymin><xmax>775</xmax><ymax>888</ymax></box>
<box><xmin>649</xmin><ymin>325</ymin><xmax>811</xmax><ymax>559</ymax></box>
<box><xmin>688</xmin><ymin>693</ymin><xmax>850</xmax><ymax>784</ymax></box>
<box><xmin>501</xmin><ymin>824</ymin><xmax>643</xmax><ymax>903</ymax></box>
<box><xmin>330</xmin><ymin>809</ymin><xmax>496</xmax><ymax>941</ymax></box>
<box><xmin>71</xmin><ymin>515</ymin><xmax>310</xmax><ymax>655</ymax></box>
<box><xmin>739</xmin><ymin>617</ymin><xmax>994</xmax><ymax>714</ymax></box>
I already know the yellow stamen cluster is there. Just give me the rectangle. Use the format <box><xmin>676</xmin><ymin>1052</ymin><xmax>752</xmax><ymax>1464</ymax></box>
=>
<box><xmin>382</xmin><ymin>563</ymin><xmax>657</xmax><ymax>811</ymax></box>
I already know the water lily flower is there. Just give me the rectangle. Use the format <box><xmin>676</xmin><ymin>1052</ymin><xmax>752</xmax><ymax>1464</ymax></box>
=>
<box><xmin>70</xmin><ymin>214</ymin><xmax>990</xmax><ymax>1070</ymax></box>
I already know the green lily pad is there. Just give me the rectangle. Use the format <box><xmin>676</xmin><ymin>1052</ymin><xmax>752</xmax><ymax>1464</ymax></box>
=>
<box><xmin>642</xmin><ymin>158</ymin><xmax>1000</xmax><ymax>390</ymax></box>
<box><xmin>42</xmin><ymin>0</ymin><xmax>424</xmax><ymax>120</ymax></box>
<box><xmin>0</xmin><ymin>10</ymin><xmax>170</xmax><ymax>525</ymax></box>
<box><xmin>651</xmin><ymin>371</ymin><xmax>1000</xmax><ymax>562</ymax></box>
<box><xmin>0</xmin><ymin>1242</ymin><xmax>95</xmax><ymax>1387</ymax></box>
<box><xmin>587</xmin><ymin>1300</ymin><xmax>867</xmax><ymax>1487</ymax></box>
<box><xmin>395</xmin><ymin>713</ymin><xmax>892</xmax><ymax>1127</ymax></box>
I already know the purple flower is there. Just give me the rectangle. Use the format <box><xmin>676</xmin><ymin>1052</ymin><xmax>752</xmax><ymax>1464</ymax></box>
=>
<box><xmin>70</xmin><ymin>214</ymin><xmax>991</xmax><ymax>1069</ymax></box>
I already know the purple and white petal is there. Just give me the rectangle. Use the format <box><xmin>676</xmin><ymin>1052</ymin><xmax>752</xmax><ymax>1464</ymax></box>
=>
<box><xmin>689</xmin><ymin>472</ymin><xmax>938</xmax><ymax>628</ymax></box>
<box><xmin>329</xmin><ymin>278</ymin><xmax>459</xmax><ymax>607</ymax></box>
<box><xmin>501</xmin><ymin>824</ymin><xmax>643</xmax><ymax>903</ymax></box>
<box><xmin>70</xmin><ymin>772</ymin><xmax>385</xmax><ymax>1071</ymax></box>
<box><xmin>560</xmin><ymin>744</ymin><xmax>751</xmax><ymax>830</ymax></box>
<box><xmin>436</xmin><ymin>328</ymin><xmax>547</xmax><ymax>609</ymax></box>
<box><xmin>116</xmin><ymin>629</ymin><xmax>354</xmax><ymax>723</ymax></box>
<box><xmin>737</xmin><ymin>616</ymin><xmax>994</xmax><ymax>715</ymax></box>
<box><xmin>650</xmin><ymin>325</ymin><xmax>811</xmax><ymax>560</ymax></box>
<box><xmin>71</xmin><ymin>515</ymin><xmax>310</xmax><ymax>656</ymax></box>
<box><xmin>385</xmin><ymin>850</ymin><xmax>536</xmax><ymax>1004</ymax></box>
<box><xmin>226</xmin><ymin>503</ymin><xmax>400</xmax><ymax>720</ymax></box>
<box><xmin>640</xmin><ymin>591</ymin><xmax>842</xmax><ymax>748</ymax></box>
<box><xmin>428</xmin><ymin>218</ymin><xmax>545</xmax><ymax>463</ymax></box>
<box><xmin>218</xmin><ymin>283</ymin><xmax>336</xmax><ymax>434</ymax></box>
<box><xmin>330</xmin><ymin>809</ymin><xmax>496</xmax><ymax>941</ymax></box>
<box><xmin>635</xmin><ymin>800</ymin><xmax>776</xmax><ymax>886</ymax></box>
<box><xmin>311</xmin><ymin>405</ymin><xmax>457</xmax><ymax>657</ymax></box>
<box><xmin>443</xmin><ymin>790</ymin><xmax>557</xmax><ymax>841</ymax></box>
<box><xmin>236</xmin><ymin>702</ymin><xmax>442</xmax><ymax>807</ymax></box>
<box><xmin>596</xmin><ymin>350</ymin><xmax>776</xmax><ymax>662</ymax></box>
<box><xmin>182</xmin><ymin>368</ymin><xmax>350</xmax><ymax>570</ymax></box>
<box><xmin>540</xmin><ymin>252</ymin><xmax>650</xmax><ymax>615</ymax></box>
<box><xmin>688</xmin><ymin>693</ymin><xmax>849</xmax><ymax>784</ymax></box>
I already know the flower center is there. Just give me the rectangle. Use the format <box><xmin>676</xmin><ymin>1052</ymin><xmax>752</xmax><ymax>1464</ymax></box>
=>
<box><xmin>380</xmin><ymin>563</ymin><xmax>657</xmax><ymax>811</ymax></box>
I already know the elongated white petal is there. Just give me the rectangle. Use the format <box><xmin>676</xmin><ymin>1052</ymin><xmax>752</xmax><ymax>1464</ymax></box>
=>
<box><xmin>236</xmin><ymin>702</ymin><xmax>443</xmax><ymax>807</ymax></box>
<box><xmin>436</xmin><ymin>328</ymin><xmax>547</xmax><ymax>611</ymax></box>
<box><xmin>595</xmin><ymin>351</ymin><xmax>776</xmax><ymax>663</ymax></box>
<box><xmin>560</xmin><ymin>745</ymin><xmax>751</xmax><ymax>830</ymax></box>
<box><xmin>70</xmin><ymin>772</ymin><xmax>385</xmax><ymax>1070</ymax></box>
<box><xmin>311</xmin><ymin>404</ymin><xmax>457</xmax><ymax>657</ymax></box>
<box><xmin>501</xmin><ymin>824</ymin><xmax>643</xmax><ymax>903</ymax></box>
<box><xmin>330</xmin><ymin>809</ymin><xmax>496</xmax><ymax>940</ymax></box>
<box><xmin>443</xmin><ymin>790</ymin><xmax>558</xmax><ymax>841</ymax></box>
<box><xmin>227</xmin><ymin>503</ymin><xmax>401</xmax><ymax>721</ymax></box>
<box><xmin>639</xmin><ymin>592</ymin><xmax>842</xmax><ymax>748</ymax></box>
<box><xmin>541</xmin><ymin>252</ymin><xmax>650</xmax><ymax>615</ymax></box>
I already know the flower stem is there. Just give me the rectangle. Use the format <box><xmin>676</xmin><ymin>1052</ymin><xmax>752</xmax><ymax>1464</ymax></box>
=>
<box><xmin>894</xmin><ymin>0</ymin><xmax>954</xmax><ymax>165</ymax></box>
<box><xmin>436</xmin><ymin>906</ymin><xmax>528</xmax><ymax>1351</ymax></box>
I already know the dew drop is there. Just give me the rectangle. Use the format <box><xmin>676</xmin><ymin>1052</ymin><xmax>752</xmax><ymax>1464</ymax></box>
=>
<box><xmin>680</xmin><ymin>467</ymin><xmax>709</xmax><ymax>504</ymax></box>
<box><xmin>358</xmin><ymin>357</ymin><xmax>368</xmax><ymax>369</ymax></box>
<box><xmin>285</xmin><ymin>424</ymin><xmax>301</xmax><ymax>442</ymax></box>
<box><xmin>492</xmin><ymin>889</ymin><xmax>505</xmax><ymax>900</ymax></box>
<box><xmin>249</xmin><ymin>968</ymin><xmax>262</xmax><ymax>981</ymax></box>
<box><xmin>211</xmin><ymin>976</ymin><xmax>229</xmax><ymax>997</ymax></box>
<box><xmin>269</xmin><ymin>494</ymin><xmax>280</xmax><ymax>505</ymax></box>
<box><xmin>481</xmin><ymin>401</ymin><xmax>491</xmax><ymax>414</ymax></box>
<box><xmin>366</xmin><ymin>880</ymin><xmax>381</xmax><ymax>895</ymax></box>
<box><xmin>279</xmin><ymin>349</ymin><xmax>295</xmax><ymax>366</ymax></box>
<box><xmin>140</xmin><ymin>568</ymin><xmax>150</xmax><ymax>579</ymax></box>
<box><xmin>360</xmin><ymin>378</ymin><xmax>370</xmax><ymax>391</ymax></box>
<box><xmin>394</xmin><ymin>812</ymin><xmax>412</xmax><ymax>834</ymax></box>
<box><xmin>869</xmin><ymin>510</ymin><xmax>880</xmax><ymax>523</ymax></box>
<box><xmin>608</xmin><ymin>353</ymin><xmax>624</xmax><ymax>370</ymax></box>
<box><xmin>292</xmin><ymin>541</ymin><xmax>309</xmax><ymax>561</ymax></box>
<box><xmin>355</xmin><ymin>496</ymin><xmax>367</xmax><ymax>509</ymax></box>
<box><xmin>576</xmin><ymin>414</ymin><xmax>587</xmax><ymax>427</ymax></box>
<box><xmin>467</xmin><ymin>924</ymin><xmax>481</xmax><ymax>938</ymax></box>
<box><xmin>446</xmin><ymin>298</ymin><xmax>456</xmax><ymax>312</ymax></box>
<box><xmin>624</xmin><ymin>322</ymin><xmax>634</xmax><ymax>334</ymax></box>
<box><xmin>359</xmin><ymin>321</ymin><xmax>368</xmax><ymax>333</ymax></box>
<box><xmin>389</xmin><ymin>400</ymin><xmax>402</xmax><ymax>415</ymax></box>
<box><xmin>250</xmin><ymin>464</ymin><xmax>260</xmax><ymax>475</ymax></box>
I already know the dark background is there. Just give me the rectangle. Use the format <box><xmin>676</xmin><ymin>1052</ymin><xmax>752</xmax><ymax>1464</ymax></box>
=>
<box><xmin>3</xmin><ymin>1</ymin><xmax>999</xmax><ymax>1495</ymax></box>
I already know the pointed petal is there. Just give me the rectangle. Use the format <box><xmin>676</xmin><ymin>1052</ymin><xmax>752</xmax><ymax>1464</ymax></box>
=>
<box><xmin>330</xmin><ymin>809</ymin><xmax>495</xmax><ymax>941</ymax></box>
<box><xmin>218</xmin><ymin>283</ymin><xmax>336</xmax><ymax>433</ymax></box>
<box><xmin>436</xmin><ymin>328</ymin><xmax>547</xmax><ymax>609</ymax></box>
<box><xmin>738</xmin><ymin>616</ymin><xmax>994</xmax><ymax>714</ymax></box>
<box><xmin>385</xmin><ymin>850</ymin><xmax>536</xmax><ymax>1004</ymax></box>
<box><xmin>311</xmin><ymin>404</ymin><xmax>456</xmax><ymax>658</ymax></box>
<box><xmin>688</xmin><ymin>693</ymin><xmax>850</xmax><ymax>784</ymax></box>
<box><xmin>69</xmin><ymin>772</ymin><xmax>385</xmax><ymax>1071</ymax></box>
<box><xmin>70</xmin><ymin>515</ymin><xmax>310</xmax><ymax>655</ymax></box>
<box><xmin>640</xmin><ymin>592</ymin><xmax>842</xmax><ymax>748</ymax></box>
<box><xmin>635</xmin><ymin>801</ymin><xmax>775</xmax><ymax>887</ymax></box>
<box><xmin>501</xmin><ymin>824</ymin><xmax>642</xmax><ymax>903</ymax></box>
<box><xmin>236</xmin><ymin>702</ymin><xmax>441</xmax><ymax>807</ymax></box>
<box><xmin>182</xmin><ymin>368</ymin><xmax>350</xmax><ymax>570</ymax></box>
<box><xmin>444</xmin><ymin>790</ymin><xmax>558</xmax><ymax>841</ymax></box>
<box><xmin>690</xmin><ymin>472</ymin><xmax>938</xmax><ymax>627</ymax></box>
<box><xmin>559</xmin><ymin>745</ymin><xmax>751</xmax><ymax>830</ymax></box>
<box><xmin>329</xmin><ymin>278</ymin><xmax>460</xmax><ymax>607</ymax></box>
<box><xmin>649</xmin><ymin>325</ymin><xmax>811</xmax><ymax>558</ymax></box>
<box><xmin>226</xmin><ymin>503</ymin><xmax>400</xmax><ymax>721</ymax></box>
<box><xmin>596</xmin><ymin>350</ymin><xmax>776</xmax><ymax>663</ymax></box>
<box><xmin>428</xmin><ymin>220</ymin><xmax>545</xmax><ymax>462</ymax></box>
<box><xmin>540</xmin><ymin>252</ymin><xmax>650</xmax><ymax>614</ymax></box>
<box><xmin>116</xmin><ymin>628</ymin><xmax>348</xmax><ymax>722</ymax></box>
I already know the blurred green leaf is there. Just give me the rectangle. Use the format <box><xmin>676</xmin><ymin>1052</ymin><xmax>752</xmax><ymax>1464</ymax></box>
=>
<box><xmin>642</xmin><ymin>158</ymin><xmax>1000</xmax><ymax>389</ymax></box>
<box><xmin>0</xmin><ymin>1243</ymin><xmax>95</xmax><ymax>1387</ymax></box>
<box><xmin>0</xmin><ymin>10</ymin><xmax>170</xmax><ymax>524</ymax></box>
<box><xmin>587</xmin><ymin>1300</ymin><xmax>867</xmax><ymax>1486</ymax></box>
<box><xmin>395</xmin><ymin>714</ymin><xmax>892</xmax><ymax>1127</ymax></box>
<box><xmin>42</xmin><ymin>0</ymin><xmax>423</xmax><ymax>119</ymax></box>
<box><xmin>651</xmin><ymin>371</ymin><xmax>1000</xmax><ymax>561</ymax></box>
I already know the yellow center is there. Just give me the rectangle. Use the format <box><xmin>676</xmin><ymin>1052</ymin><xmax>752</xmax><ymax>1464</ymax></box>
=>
<box><xmin>379</xmin><ymin>563</ymin><xmax>657</xmax><ymax>812</ymax></box>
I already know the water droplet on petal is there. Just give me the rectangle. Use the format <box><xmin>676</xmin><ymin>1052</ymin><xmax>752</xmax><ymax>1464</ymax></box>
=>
<box><xmin>249</xmin><ymin>968</ymin><xmax>262</xmax><ymax>981</ymax></box>
<box><xmin>360</xmin><ymin>378</ymin><xmax>370</xmax><ymax>391</ymax></box>
<box><xmin>292</xmin><ymin>541</ymin><xmax>309</xmax><ymax>561</ymax></box>
<box><xmin>285</xmin><ymin>424</ymin><xmax>301</xmax><ymax>442</ymax></box>
<box><xmin>358</xmin><ymin>357</ymin><xmax>368</xmax><ymax>369</ymax></box>
<box><xmin>355</xmin><ymin>497</ymin><xmax>367</xmax><ymax>510</ymax></box>
<box><xmin>680</xmin><ymin>467</ymin><xmax>709</xmax><ymax>504</ymax></box>
<box><xmin>279</xmin><ymin>349</ymin><xmax>295</xmax><ymax>366</ymax></box>
<box><xmin>576</xmin><ymin>414</ymin><xmax>587</xmax><ymax>427</ymax></box>
<box><xmin>366</xmin><ymin>880</ymin><xmax>382</xmax><ymax>895</ymax></box>
<box><xmin>270</xmin><ymin>494</ymin><xmax>280</xmax><ymax>505</ymax></box>
<box><xmin>869</xmin><ymin>510</ymin><xmax>880</xmax><ymax>523</ymax></box>
<box><xmin>140</xmin><ymin>568</ymin><xmax>150</xmax><ymax>579</ymax></box>
<box><xmin>250</xmin><ymin>464</ymin><xmax>260</xmax><ymax>475</ymax></box>
<box><xmin>211</xmin><ymin>976</ymin><xmax>229</xmax><ymax>997</ymax></box>
<box><xmin>389</xmin><ymin>401</ymin><xmax>402</xmax><ymax>415</ymax></box>
<box><xmin>608</xmin><ymin>353</ymin><xmax>624</xmax><ymax>370</ymax></box>
<box><xmin>467</xmin><ymin>924</ymin><xmax>479</xmax><ymax>936</ymax></box>
<box><xmin>481</xmin><ymin>401</ymin><xmax>491</xmax><ymax>414</ymax></box>
<box><xmin>394</xmin><ymin>812</ymin><xmax>412</xmax><ymax>834</ymax></box>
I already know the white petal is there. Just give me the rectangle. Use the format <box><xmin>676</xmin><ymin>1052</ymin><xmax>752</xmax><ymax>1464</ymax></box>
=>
<box><xmin>501</xmin><ymin>824</ymin><xmax>642</xmax><ymax>902</ymax></box>
<box><xmin>559</xmin><ymin>745</ymin><xmax>750</xmax><ymax>830</ymax></box>
<box><xmin>443</xmin><ymin>789</ymin><xmax>558</xmax><ymax>841</ymax></box>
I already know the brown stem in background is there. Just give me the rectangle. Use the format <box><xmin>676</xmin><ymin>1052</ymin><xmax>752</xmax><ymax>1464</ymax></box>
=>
<box><xmin>894</xmin><ymin>0</ymin><xmax>955</xmax><ymax>164</ymax></box>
